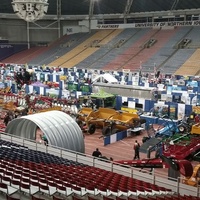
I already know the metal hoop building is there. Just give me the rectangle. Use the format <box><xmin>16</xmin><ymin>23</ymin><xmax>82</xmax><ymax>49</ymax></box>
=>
<box><xmin>5</xmin><ymin>110</ymin><xmax>85</xmax><ymax>153</ymax></box>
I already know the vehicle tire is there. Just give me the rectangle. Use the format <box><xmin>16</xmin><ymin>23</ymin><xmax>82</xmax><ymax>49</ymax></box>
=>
<box><xmin>102</xmin><ymin>126</ymin><xmax>111</xmax><ymax>136</ymax></box>
<box><xmin>140</xmin><ymin>118</ymin><xmax>146</xmax><ymax>125</ymax></box>
<box><xmin>142</xmin><ymin>136</ymin><xmax>149</xmax><ymax>143</ymax></box>
<box><xmin>133</xmin><ymin>119</ymin><xmax>140</xmax><ymax>127</ymax></box>
<box><xmin>178</xmin><ymin>125</ymin><xmax>187</xmax><ymax>133</ymax></box>
<box><xmin>88</xmin><ymin>124</ymin><xmax>96</xmax><ymax>134</ymax></box>
<box><xmin>76</xmin><ymin>120</ymin><xmax>83</xmax><ymax>129</ymax></box>
<box><xmin>135</xmin><ymin>130</ymin><xmax>141</xmax><ymax>136</ymax></box>
<box><xmin>111</xmin><ymin>128</ymin><xmax>120</xmax><ymax>135</ymax></box>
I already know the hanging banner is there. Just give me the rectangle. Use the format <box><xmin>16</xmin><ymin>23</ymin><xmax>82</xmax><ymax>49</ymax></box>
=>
<box><xmin>93</xmin><ymin>20</ymin><xmax>200</xmax><ymax>29</ymax></box>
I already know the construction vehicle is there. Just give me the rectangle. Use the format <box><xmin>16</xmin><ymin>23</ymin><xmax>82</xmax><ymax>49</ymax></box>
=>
<box><xmin>102</xmin><ymin>111</ymin><xmax>142</xmax><ymax>136</ymax></box>
<box><xmin>191</xmin><ymin>122</ymin><xmax>200</xmax><ymax>135</ymax></box>
<box><xmin>76</xmin><ymin>107</ymin><xmax>117</xmax><ymax>134</ymax></box>
<box><xmin>76</xmin><ymin>107</ymin><xmax>144</xmax><ymax>135</ymax></box>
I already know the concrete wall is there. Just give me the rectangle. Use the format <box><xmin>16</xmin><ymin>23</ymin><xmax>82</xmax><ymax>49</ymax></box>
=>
<box><xmin>0</xmin><ymin>19</ymin><xmax>27</xmax><ymax>42</ymax></box>
<box><xmin>0</xmin><ymin>18</ymin><xmax>88</xmax><ymax>44</ymax></box>
<box><xmin>0</xmin><ymin>19</ymin><xmax>80</xmax><ymax>44</ymax></box>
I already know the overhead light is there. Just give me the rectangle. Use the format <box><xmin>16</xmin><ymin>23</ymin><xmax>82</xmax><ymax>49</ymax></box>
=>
<box><xmin>12</xmin><ymin>0</ymin><xmax>49</xmax><ymax>22</ymax></box>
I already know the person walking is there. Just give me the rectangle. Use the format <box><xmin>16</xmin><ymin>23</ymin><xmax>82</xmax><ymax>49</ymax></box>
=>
<box><xmin>133</xmin><ymin>140</ymin><xmax>140</xmax><ymax>160</ymax></box>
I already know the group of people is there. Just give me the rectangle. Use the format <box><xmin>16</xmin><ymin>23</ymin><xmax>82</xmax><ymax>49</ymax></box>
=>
<box><xmin>92</xmin><ymin>140</ymin><xmax>140</xmax><ymax>161</ymax></box>
<box><xmin>15</xmin><ymin>68</ymin><xmax>31</xmax><ymax>90</ymax></box>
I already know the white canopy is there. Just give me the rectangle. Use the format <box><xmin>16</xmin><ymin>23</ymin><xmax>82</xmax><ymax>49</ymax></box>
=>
<box><xmin>92</xmin><ymin>73</ymin><xmax>118</xmax><ymax>84</ymax></box>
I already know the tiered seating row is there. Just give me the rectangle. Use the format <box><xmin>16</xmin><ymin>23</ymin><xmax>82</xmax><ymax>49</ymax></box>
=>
<box><xmin>0</xmin><ymin>139</ymin><xmax>198</xmax><ymax>200</ymax></box>
<box><xmin>175</xmin><ymin>49</ymin><xmax>200</xmax><ymax>76</ymax></box>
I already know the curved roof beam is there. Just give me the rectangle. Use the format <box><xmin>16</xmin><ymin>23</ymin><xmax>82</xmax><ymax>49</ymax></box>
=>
<box><xmin>171</xmin><ymin>0</ymin><xmax>179</xmax><ymax>11</ymax></box>
<box><xmin>89</xmin><ymin>0</ymin><xmax>95</xmax><ymax>18</ymax></box>
<box><xmin>124</xmin><ymin>0</ymin><xmax>133</xmax><ymax>18</ymax></box>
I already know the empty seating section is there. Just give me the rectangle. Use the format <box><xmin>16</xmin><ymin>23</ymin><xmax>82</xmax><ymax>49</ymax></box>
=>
<box><xmin>78</xmin><ymin>28</ymin><xmax>143</xmax><ymax>70</ymax></box>
<box><xmin>97</xmin><ymin>29</ymin><xmax>123</xmax><ymax>46</ymax></box>
<box><xmin>123</xmin><ymin>29</ymin><xmax>181</xmax><ymax>71</ymax></box>
<box><xmin>0</xmin><ymin>139</ymin><xmax>197</xmax><ymax>200</ymax></box>
<box><xmin>184</xmin><ymin>27</ymin><xmax>200</xmax><ymax>48</ymax></box>
<box><xmin>29</xmin><ymin>33</ymin><xmax>93</xmax><ymax>66</ymax></box>
<box><xmin>71</xmin><ymin>29</ymin><xmax>127</xmax><ymax>69</ymax></box>
<box><xmin>59</xmin><ymin>30</ymin><xmax>123</xmax><ymax>68</ymax></box>
<box><xmin>105</xmin><ymin>29</ymin><xmax>169</xmax><ymax>71</ymax></box>
<box><xmin>162</xmin><ymin>49</ymin><xmax>196</xmax><ymax>74</ymax></box>
<box><xmin>2</xmin><ymin>46</ymin><xmax>46</xmax><ymax>65</ymax></box>
<box><xmin>48</xmin><ymin>30</ymin><xmax>118</xmax><ymax>68</ymax></box>
<box><xmin>103</xmin><ymin>28</ymin><xmax>157</xmax><ymax>71</ymax></box>
<box><xmin>2</xmin><ymin>27</ymin><xmax>200</xmax><ymax>74</ymax></box>
<box><xmin>143</xmin><ymin>27</ymin><xmax>193</xmax><ymax>73</ymax></box>
<box><xmin>28</xmin><ymin>34</ymin><xmax>71</xmax><ymax>65</ymax></box>
<box><xmin>174</xmin><ymin>49</ymin><xmax>200</xmax><ymax>76</ymax></box>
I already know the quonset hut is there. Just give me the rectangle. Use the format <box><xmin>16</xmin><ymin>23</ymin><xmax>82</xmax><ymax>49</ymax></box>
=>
<box><xmin>5</xmin><ymin>111</ymin><xmax>85</xmax><ymax>153</ymax></box>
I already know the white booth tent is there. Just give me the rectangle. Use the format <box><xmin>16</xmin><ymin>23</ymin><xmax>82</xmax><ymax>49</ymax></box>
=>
<box><xmin>92</xmin><ymin>73</ymin><xmax>118</xmax><ymax>84</ymax></box>
<box><xmin>5</xmin><ymin>111</ymin><xmax>85</xmax><ymax>153</ymax></box>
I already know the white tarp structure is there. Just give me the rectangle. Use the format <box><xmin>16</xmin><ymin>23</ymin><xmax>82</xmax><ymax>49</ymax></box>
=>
<box><xmin>5</xmin><ymin>111</ymin><xmax>85</xmax><ymax>153</ymax></box>
<box><xmin>92</xmin><ymin>73</ymin><xmax>118</xmax><ymax>84</ymax></box>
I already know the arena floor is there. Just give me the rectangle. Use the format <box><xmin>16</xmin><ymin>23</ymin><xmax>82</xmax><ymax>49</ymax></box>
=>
<box><xmin>84</xmin><ymin>127</ymin><xmax>169</xmax><ymax>178</ymax></box>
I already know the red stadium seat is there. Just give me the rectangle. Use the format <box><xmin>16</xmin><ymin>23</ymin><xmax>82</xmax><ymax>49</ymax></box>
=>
<box><xmin>53</xmin><ymin>196</ymin><xmax>65</xmax><ymax>200</ymax></box>
<box><xmin>32</xmin><ymin>196</ymin><xmax>45</xmax><ymax>200</ymax></box>
<box><xmin>6</xmin><ymin>195</ymin><xmax>20</xmax><ymax>200</ymax></box>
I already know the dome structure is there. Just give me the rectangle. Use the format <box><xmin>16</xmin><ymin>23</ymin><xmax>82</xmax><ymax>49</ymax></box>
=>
<box><xmin>5</xmin><ymin>111</ymin><xmax>85</xmax><ymax>153</ymax></box>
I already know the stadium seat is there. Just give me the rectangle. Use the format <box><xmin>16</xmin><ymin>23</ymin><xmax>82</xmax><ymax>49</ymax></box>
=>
<box><xmin>32</xmin><ymin>195</ymin><xmax>45</xmax><ymax>200</ymax></box>
<box><xmin>6</xmin><ymin>195</ymin><xmax>20</xmax><ymax>200</ymax></box>
<box><xmin>30</xmin><ymin>181</ymin><xmax>40</xmax><ymax>195</ymax></box>
<box><xmin>53</xmin><ymin>195</ymin><xmax>66</xmax><ymax>200</ymax></box>
<box><xmin>39</xmin><ymin>183</ymin><xmax>50</xmax><ymax>195</ymax></box>
<box><xmin>10</xmin><ymin>180</ymin><xmax>20</xmax><ymax>190</ymax></box>
<box><xmin>2</xmin><ymin>176</ymin><xmax>11</xmax><ymax>185</ymax></box>
<box><xmin>0</xmin><ymin>182</ymin><xmax>8</xmax><ymax>194</ymax></box>
<box><xmin>56</xmin><ymin>185</ymin><xmax>67</xmax><ymax>196</ymax></box>
<box><xmin>88</xmin><ymin>195</ymin><xmax>99</xmax><ymax>200</ymax></box>
<box><xmin>20</xmin><ymin>182</ymin><xmax>30</xmax><ymax>194</ymax></box>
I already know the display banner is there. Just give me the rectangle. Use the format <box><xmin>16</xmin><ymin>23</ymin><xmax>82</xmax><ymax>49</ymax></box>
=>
<box><xmin>94</xmin><ymin>20</ymin><xmax>200</xmax><ymax>29</ymax></box>
<box><xmin>177</xmin><ymin>103</ymin><xmax>185</xmax><ymax>120</ymax></box>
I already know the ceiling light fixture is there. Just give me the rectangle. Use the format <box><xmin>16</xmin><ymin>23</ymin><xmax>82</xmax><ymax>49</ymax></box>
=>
<box><xmin>12</xmin><ymin>0</ymin><xmax>49</xmax><ymax>22</ymax></box>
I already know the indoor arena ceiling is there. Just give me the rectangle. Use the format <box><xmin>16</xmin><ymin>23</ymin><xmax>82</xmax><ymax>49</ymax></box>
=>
<box><xmin>1</xmin><ymin>0</ymin><xmax>200</xmax><ymax>16</ymax></box>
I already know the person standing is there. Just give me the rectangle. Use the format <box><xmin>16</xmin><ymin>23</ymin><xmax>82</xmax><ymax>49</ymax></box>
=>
<box><xmin>133</xmin><ymin>140</ymin><xmax>140</xmax><ymax>160</ymax></box>
<box><xmin>4</xmin><ymin>112</ymin><xmax>10</xmax><ymax>126</ymax></box>
<box><xmin>42</xmin><ymin>134</ymin><xmax>48</xmax><ymax>146</ymax></box>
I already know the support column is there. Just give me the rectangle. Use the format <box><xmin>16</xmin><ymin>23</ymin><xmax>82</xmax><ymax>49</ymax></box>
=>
<box><xmin>89</xmin><ymin>0</ymin><xmax>95</xmax><ymax>33</ymax></box>
<box><xmin>27</xmin><ymin>21</ymin><xmax>30</xmax><ymax>49</ymax></box>
<box><xmin>57</xmin><ymin>0</ymin><xmax>61</xmax><ymax>38</ymax></box>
